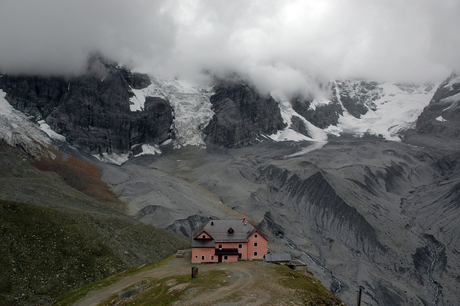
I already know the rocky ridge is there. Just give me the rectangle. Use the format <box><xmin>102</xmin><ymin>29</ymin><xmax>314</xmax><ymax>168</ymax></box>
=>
<box><xmin>416</xmin><ymin>73</ymin><xmax>460</xmax><ymax>139</ymax></box>
<box><xmin>0</xmin><ymin>55</ymin><xmax>173</xmax><ymax>157</ymax></box>
<box><xmin>204</xmin><ymin>80</ymin><xmax>286</xmax><ymax>148</ymax></box>
<box><xmin>1</xmin><ymin>59</ymin><xmax>460</xmax><ymax>306</ymax></box>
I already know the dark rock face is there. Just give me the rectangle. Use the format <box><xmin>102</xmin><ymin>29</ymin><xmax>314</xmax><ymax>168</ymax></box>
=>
<box><xmin>204</xmin><ymin>82</ymin><xmax>286</xmax><ymax>147</ymax></box>
<box><xmin>290</xmin><ymin>116</ymin><xmax>311</xmax><ymax>138</ymax></box>
<box><xmin>291</xmin><ymin>80</ymin><xmax>382</xmax><ymax>128</ymax></box>
<box><xmin>0</xmin><ymin>56</ymin><xmax>173</xmax><ymax>155</ymax></box>
<box><xmin>335</xmin><ymin>80</ymin><xmax>380</xmax><ymax>118</ymax></box>
<box><xmin>416</xmin><ymin>73</ymin><xmax>460</xmax><ymax>139</ymax></box>
<box><xmin>291</xmin><ymin>95</ymin><xmax>342</xmax><ymax>129</ymax></box>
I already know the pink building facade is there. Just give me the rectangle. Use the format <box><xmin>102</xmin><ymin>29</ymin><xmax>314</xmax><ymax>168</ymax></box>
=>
<box><xmin>191</xmin><ymin>220</ymin><xmax>268</xmax><ymax>263</ymax></box>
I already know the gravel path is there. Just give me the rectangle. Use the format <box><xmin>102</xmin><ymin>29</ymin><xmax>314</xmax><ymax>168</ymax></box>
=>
<box><xmin>73</xmin><ymin>249</ymin><xmax>281</xmax><ymax>306</ymax></box>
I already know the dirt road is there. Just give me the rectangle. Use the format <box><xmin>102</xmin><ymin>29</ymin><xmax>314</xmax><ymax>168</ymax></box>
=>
<box><xmin>73</xmin><ymin>250</ymin><xmax>286</xmax><ymax>306</ymax></box>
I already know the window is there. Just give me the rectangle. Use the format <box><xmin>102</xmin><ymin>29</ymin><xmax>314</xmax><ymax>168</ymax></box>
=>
<box><xmin>211</xmin><ymin>255</ymin><xmax>214</xmax><ymax>261</ymax></box>
<box><xmin>254</xmin><ymin>251</ymin><xmax>258</xmax><ymax>256</ymax></box>
<box><xmin>195</xmin><ymin>255</ymin><xmax>198</xmax><ymax>259</ymax></box>
<box><xmin>254</xmin><ymin>234</ymin><xmax>258</xmax><ymax>238</ymax></box>
<box><xmin>218</xmin><ymin>244</ymin><xmax>223</xmax><ymax>249</ymax></box>
<box><xmin>238</xmin><ymin>243</ymin><xmax>243</xmax><ymax>249</ymax></box>
<box><xmin>254</xmin><ymin>242</ymin><xmax>258</xmax><ymax>247</ymax></box>
<box><xmin>201</xmin><ymin>255</ymin><xmax>205</xmax><ymax>260</ymax></box>
<box><xmin>224</xmin><ymin>255</ymin><xmax>228</xmax><ymax>260</ymax></box>
<box><xmin>202</xmin><ymin>235</ymin><xmax>206</xmax><ymax>239</ymax></box>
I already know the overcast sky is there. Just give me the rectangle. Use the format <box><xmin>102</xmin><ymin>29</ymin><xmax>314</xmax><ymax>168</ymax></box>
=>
<box><xmin>1</xmin><ymin>0</ymin><xmax>459</xmax><ymax>93</ymax></box>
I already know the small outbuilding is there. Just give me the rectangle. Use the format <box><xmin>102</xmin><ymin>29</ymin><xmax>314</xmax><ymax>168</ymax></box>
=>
<box><xmin>265</xmin><ymin>253</ymin><xmax>307</xmax><ymax>272</ymax></box>
<box><xmin>265</xmin><ymin>253</ymin><xmax>292</xmax><ymax>263</ymax></box>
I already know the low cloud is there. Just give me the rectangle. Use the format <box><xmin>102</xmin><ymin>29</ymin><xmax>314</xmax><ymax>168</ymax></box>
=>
<box><xmin>0</xmin><ymin>0</ymin><xmax>175</xmax><ymax>75</ymax></box>
<box><xmin>1</xmin><ymin>0</ymin><xmax>459</xmax><ymax>94</ymax></box>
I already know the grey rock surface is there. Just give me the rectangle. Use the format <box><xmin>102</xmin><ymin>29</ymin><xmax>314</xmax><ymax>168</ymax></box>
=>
<box><xmin>100</xmin><ymin>138</ymin><xmax>460</xmax><ymax>306</ymax></box>
<box><xmin>0</xmin><ymin>55</ymin><xmax>173</xmax><ymax>155</ymax></box>
<box><xmin>290</xmin><ymin>92</ymin><xmax>342</xmax><ymax>129</ymax></box>
<box><xmin>416</xmin><ymin>73</ymin><xmax>460</xmax><ymax>139</ymax></box>
<box><xmin>204</xmin><ymin>80</ymin><xmax>286</xmax><ymax>147</ymax></box>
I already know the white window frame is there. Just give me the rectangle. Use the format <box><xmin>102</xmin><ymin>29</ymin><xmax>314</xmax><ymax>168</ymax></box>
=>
<box><xmin>238</xmin><ymin>243</ymin><xmax>243</xmax><ymax>249</ymax></box>
<box><xmin>254</xmin><ymin>242</ymin><xmax>258</xmax><ymax>247</ymax></box>
<box><xmin>254</xmin><ymin>234</ymin><xmax>258</xmax><ymax>238</ymax></box>
<box><xmin>201</xmin><ymin>255</ymin><xmax>205</xmax><ymax>260</ymax></box>
<box><xmin>254</xmin><ymin>251</ymin><xmax>258</xmax><ymax>256</ymax></box>
<box><xmin>224</xmin><ymin>255</ymin><xmax>228</xmax><ymax>260</ymax></box>
<box><xmin>218</xmin><ymin>244</ymin><xmax>223</xmax><ymax>249</ymax></box>
<box><xmin>211</xmin><ymin>255</ymin><xmax>214</xmax><ymax>261</ymax></box>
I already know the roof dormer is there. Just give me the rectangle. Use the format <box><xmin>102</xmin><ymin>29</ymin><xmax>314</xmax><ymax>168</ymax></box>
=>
<box><xmin>227</xmin><ymin>227</ymin><xmax>234</xmax><ymax>234</ymax></box>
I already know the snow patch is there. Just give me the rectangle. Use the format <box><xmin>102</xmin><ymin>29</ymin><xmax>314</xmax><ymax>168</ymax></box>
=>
<box><xmin>309</xmin><ymin>94</ymin><xmax>331</xmax><ymax>110</ymax></box>
<box><xmin>442</xmin><ymin>92</ymin><xmax>460</xmax><ymax>103</ymax></box>
<box><xmin>0</xmin><ymin>90</ymin><xmax>56</xmax><ymax>158</ymax></box>
<box><xmin>270</xmin><ymin>90</ymin><xmax>328</xmax><ymax>155</ymax></box>
<box><xmin>133</xmin><ymin>144</ymin><xmax>161</xmax><ymax>157</ymax></box>
<box><xmin>161</xmin><ymin>139</ymin><xmax>173</xmax><ymax>146</ymax></box>
<box><xmin>129</xmin><ymin>87</ymin><xmax>150</xmax><ymax>111</ymax></box>
<box><xmin>93</xmin><ymin>153</ymin><xmax>130</xmax><ymax>166</ymax></box>
<box><xmin>436</xmin><ymin>116</ymin><xmax>447</xmax><ymax>122</ymax></box>
<box><xmin>38</xmin><ymin>120</ymin><xmax>66</xmax><ymax>141</ymax></box>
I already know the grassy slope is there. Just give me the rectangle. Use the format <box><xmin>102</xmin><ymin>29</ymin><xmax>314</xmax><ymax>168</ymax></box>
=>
<box><xmin>0</xmin><ymin>142</ymin><xmax>189</xmax><ymax>305</ymax></box>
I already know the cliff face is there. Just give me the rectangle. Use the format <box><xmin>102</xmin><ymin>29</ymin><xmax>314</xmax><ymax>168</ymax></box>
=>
<box><xmin>0</xmin><ymin>56</ymin><xmax>173</xmax><ymax>155</ymax></box>
<box><xmin>204</xmin><ymin>82</ymin><xmax>286</xmax><ymax>147</ymax></box>
<box><xmin>290</xmin><ymin>80</ymin><xmax>384</xmax><ymax>130</ymax></box>
<box><xmin>416</xmin><ymin>73</ymin><xmax>460</xmax><ymax>139</ymax></box>
<box><xmin>291</xmin><ymin>95</ymin><xmax>343</xmax><ymax>129</ymax></box>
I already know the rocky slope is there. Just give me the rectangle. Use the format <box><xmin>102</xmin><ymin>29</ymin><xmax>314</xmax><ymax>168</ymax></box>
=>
<box><xmin>204</xmin><ymin>80</ymin><xmax>286</xmax><ymax>147</ymax></box>
<box><xmin>1</xmin><ymin>58</ymin><xmax>460</xmax><ymax>305</ymax></box>
<box><xmin>115</xmin><ymin>138</ymin><xmax>457</xmax><ymax>306</ymax></box>
<box><xmin>416</xmin><ymin>73</ymin><xmax>460</xmax><ymax>139</ymax></box>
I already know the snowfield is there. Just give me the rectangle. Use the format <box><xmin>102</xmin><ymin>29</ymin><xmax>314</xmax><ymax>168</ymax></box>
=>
<box><xmin>325</xmin><ymin>82</ymin><xmax>437</xmax><ymax>141</ymax></box>
<box><xmin>270</xmin><ymin>90</ymin><xmax>328</xmax><ymax>155</ymax></box>
<box><xmin>0</xmin><ymin>90</ymin><xmax>59</xmax><ymax>158</ymax></box>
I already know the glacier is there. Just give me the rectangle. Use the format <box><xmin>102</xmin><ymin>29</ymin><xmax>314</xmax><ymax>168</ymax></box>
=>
<box><xmin>129</xmin><ymin>75</ymin><xmax>215</xmax><ymax>149</ymax></box>
<box><xmin>0</xmin><ymin>90</ymin><xmax>58</xmax><ymax>158</ymax></box>
<box><xmin>325</xmin><ymin>82</ymin><xmax>437</xmax><ymax>141</ymax></box>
